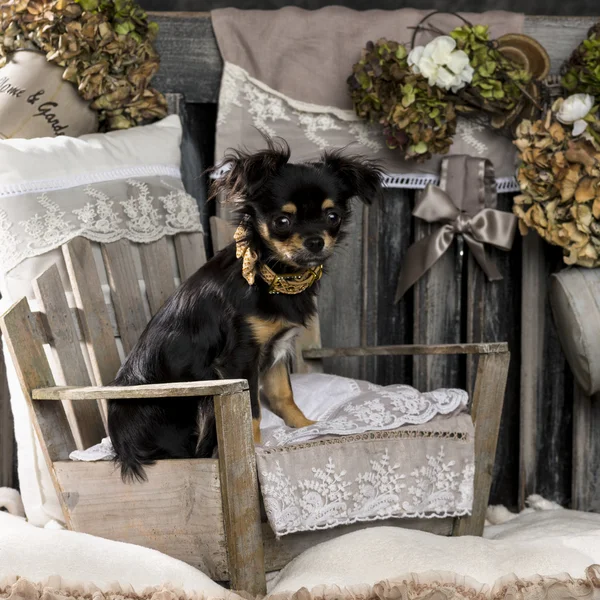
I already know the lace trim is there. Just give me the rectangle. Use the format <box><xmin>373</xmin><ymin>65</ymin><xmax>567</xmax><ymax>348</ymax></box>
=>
<box><xmin>0</xmin><ymin>165</ymin><xmax>182</xmax><ymax>198</ymax></box>
<box><xmin>259</xmin><ymin>445</ymin><xmax>474</xmax><ymax>537</ymax></box>
<box><xmin>261</xmin><ymin>385</ymin><xmax>469</xmax><ymax>448</ymax></box>
<box><xmin>268</xmin><ymin>567</ymin><xmax>600</xmax><ymax>600</ymax></box>
<box><xmin>0</xmin><ymin>176</ymin><xmax>202</xmax><ymax>276</ymax></box>
<box><xmin>269</xmin><ymin>508</ymin><xmax>471</xmax><ymax>537</ymax></box>
<box><xmin>220</xmin><ymin>62</ymin><xmax>358</xmax><ymax>121</ymax></box>
<box><xmin>382</xmin><ymin>173</ymin><xmax>519</xmax><ymax>192</ymax></box>
<box><xmin>258</xmin><ymin>429</ymin><xmax>470</xmax><ymax>454</ymax></box>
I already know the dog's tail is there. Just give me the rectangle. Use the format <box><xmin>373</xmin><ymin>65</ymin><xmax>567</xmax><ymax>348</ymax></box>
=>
<box><xmin>194</xmin><ymin>399</ymin><xmax>218</xmax><ymax>458</ymax></box>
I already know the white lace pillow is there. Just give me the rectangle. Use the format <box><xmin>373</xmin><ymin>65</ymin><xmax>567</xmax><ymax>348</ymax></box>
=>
<box><xmin>0</xmin><ymin>114</ymin><xmax>202</xmax><ymax>288</ymax></box>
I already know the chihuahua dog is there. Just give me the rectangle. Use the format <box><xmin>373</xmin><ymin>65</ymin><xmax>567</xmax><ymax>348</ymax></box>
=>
<box><xmin>107</xmin><ymin>137</ymin><xmax>383</xmax><ymax>482</ymax></box>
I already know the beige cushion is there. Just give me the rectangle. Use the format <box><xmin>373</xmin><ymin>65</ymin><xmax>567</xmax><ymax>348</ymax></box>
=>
<box><xmin>549</xmin><ymin>268</ymin><xmax>600</xmax><ymax>395</ymax></box>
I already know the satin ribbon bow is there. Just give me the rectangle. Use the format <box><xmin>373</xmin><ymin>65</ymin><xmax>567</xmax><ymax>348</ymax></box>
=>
<box><xmin>394</xmin><ymin>156</ymin><xmax>517</xmax><ymax>304</ymax></box>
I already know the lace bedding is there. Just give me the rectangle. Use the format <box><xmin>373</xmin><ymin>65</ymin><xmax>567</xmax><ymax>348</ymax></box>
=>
<box><xmin>69</xmin><ymin>373</ymin><xmax>474</xmax><ymax>538</ymax></box>
<box><xmin>256</xmin><ymin>374</ymin><xmax>474</xmax><ymax>537</ymax></box>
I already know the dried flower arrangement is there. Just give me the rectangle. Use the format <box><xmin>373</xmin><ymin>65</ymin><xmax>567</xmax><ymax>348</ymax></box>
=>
<box><xmin>562</xmin><ymin>21</ymin><xmax>600</xmax><ymax>102</ymax></box>
<box><xmin>0</xmin><ymin>0</ymin><xmax>167</xmax><ymax>131</ymax></box>
<box><xmin>348</xmin><ymin>13</ymin><xmax>550</xmax><ymax>161</ymax></box>
<box><xmin>513</xmin><ymin>96</ymin><xmax>600</xmax><ymax>268</ymax></box>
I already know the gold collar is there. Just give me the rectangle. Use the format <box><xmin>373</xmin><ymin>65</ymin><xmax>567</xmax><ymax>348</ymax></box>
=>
<box><xmin>234</xmin><ymin>219</ymin><xmax>323</xmax><ymax>294</ymax></box>
<box><xmin>258</xmin><ymin>263</ymin><xmax>323</xmax><ymax>295</ymax></box>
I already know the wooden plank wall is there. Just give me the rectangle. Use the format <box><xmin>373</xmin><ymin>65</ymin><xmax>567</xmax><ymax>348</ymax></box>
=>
<box><xmin>2</xmin><ymin>13</ymin><xmax>596</xmax><ymax>511</ymax></box>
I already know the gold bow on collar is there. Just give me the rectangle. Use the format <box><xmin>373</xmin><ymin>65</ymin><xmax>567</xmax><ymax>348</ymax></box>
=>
<box><xmin>394</xmin><ymin>156</ymin><xmax>518</xmax><ymax>303</ymax></box>
<box><xmin>234</xmin><ymin>220</ymin><xmax>323</xmax><ymax>294</ymax></box>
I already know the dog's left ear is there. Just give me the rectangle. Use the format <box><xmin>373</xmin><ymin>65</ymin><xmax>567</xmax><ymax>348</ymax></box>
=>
<box><xmin>320</xmin><ymin>150</ymin><xmax>384</xmax><ymax>204</ymax></box>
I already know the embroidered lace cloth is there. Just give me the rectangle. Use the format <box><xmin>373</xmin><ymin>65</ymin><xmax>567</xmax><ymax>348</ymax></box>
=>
<box><xmin>0</xmin><ymin>172</ymin><xmax>202</xmax><ymax>276</ymax></box>
<box><xmin>211</xmin><ymin>8</ymin><xmax>525</xmax><ymax>191</ymax></box>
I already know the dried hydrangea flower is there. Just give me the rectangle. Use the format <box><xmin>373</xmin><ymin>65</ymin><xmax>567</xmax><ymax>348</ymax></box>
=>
<box><xmin>0</xmin><ymin>0</ymin><xmax>167</xmax><ymax>130</ymax></box>
<box><xmin>513</xmin><ymin>98</ymin><xmax>600</xmax><ymax>268</ymax></box>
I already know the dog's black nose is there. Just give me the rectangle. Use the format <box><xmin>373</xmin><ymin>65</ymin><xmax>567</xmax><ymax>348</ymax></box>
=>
<box><xmin>304</xmin><ymin>236</ymin><xmax>325</xmax><ymax>253</ymax></box>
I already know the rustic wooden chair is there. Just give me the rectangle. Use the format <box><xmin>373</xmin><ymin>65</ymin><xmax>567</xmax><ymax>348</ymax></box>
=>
<box><xmin>0</xmin><ymin>210</ymin><xmax>509</xmax><ymax>595</ymax></box>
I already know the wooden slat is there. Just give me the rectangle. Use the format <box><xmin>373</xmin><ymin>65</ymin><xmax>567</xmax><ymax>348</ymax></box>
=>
<box><xmin>319</xmin><ymin>205</ymin><xmax>364</xmax><ymax>379</ymax></box>
<box><xmin>63</xmin><ymin>238</ymin><xmax>122</xmax><ymax>386</ymax></box>
<box><xmin>413</xmin><ymin>189</ymin><xmax>462</xmax><ymax>392</ymax></box>
<box><xmin>149</xmin><ymin>13</ymin><xmax>597</xmax><ymax>104</ymax></box>
<box><xmin>53</xmin><ymin>459</ymin><xmax>229</xmax><ymax>581</ymax></box>
<box><xmin>210</xmin><ymin>216</ymin><xmax>236</xmax><ymax>254</ymax></box>
<box><xmin>519</xmin><ymin>233</ymin><xmax>544</xmax><ymax>509</ymax></box>
<box><xmin>0</xmin><ymin>335</ymin><xmax>14</xmax><ymax>488</ymax></box>
<box><xmin>167</xmin><ymin>93</ymin><xmax>212</xmax><ymax>251</ymax></box>
<box><xmin>33</xmin><ymin>379</ymin><xmax>248</xmax><ymax>401</ymax></box>
<box><xmin>214</xmin><ymin>391</ymin><xmax>266</xmax><ymax>596</ymax></box>
<box><xmin>572</xmin><ymin>388</ymin><xmax>600</xmax><ymax>511</ymax></box>
<box><xmin>263</xmin><ymin>517</ymin><xmax>453</xmax><ymax>572</ymax></box>
<box><xmin>174</xmin><ymin>232</ymin><xmax>207</xmax><ymax>282</ymax></box>
<box><xmin>304</xmin><ymin>342</ymin><xmax>508</xmax><ymax>358</ymax></box>
<box><xmin>365</xmin><ymin>189</ymin><xmax>413</xmax><ymax>386</ymax></box>
<box><xmin>138</xmin><ymin>238</ymin><xmax>177</xmax><ymax>315</ymax></box>
<box><xmin>453</xmin><ymin>351</ymin><xmax>510</xmax><ymax>536</ymax></box>
<box><xmin>33</xmin><ymin>265</ymin><xmax>105</xmax><ymax>450</ymax></box>
<box><xmin>466</xmin><ymin>193</ymin><xmax>521</xmax><ymax>509</ymax></box>
<box><xmin>101</xmin><ymin>239</ymin><xmax>149</xmax><ymax>355</ymax></box>
<box><xmin>0</xmin><ymin>298</ymin><xmax>76</xmax><ymax>464</ymax></box>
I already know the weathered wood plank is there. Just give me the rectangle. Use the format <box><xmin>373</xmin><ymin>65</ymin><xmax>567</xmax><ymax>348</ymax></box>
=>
<box><xmin>63</xmin><ymin>238</ymin><xmax>122</xmax><ymax>387</ymax></box>
<box><xmin>365</xmin><ymin>189</ymin><xmax>413</xmax><ymax>386</ymax></box>
<box><xmin>519</xmin><ymin>233</ymin><xmax>545</xmax><ymax>509</ymax></box>
<box><xmin>304</xmin><ymin>342</ymin><xmax>508</xmax><ymax>358</ymax></box>
<box><xmin>572</xmin><ymin>388</ymin><xmax>600</xmax><ymax>512</ymax></box>
<box><xmin>33</xmin><ymin>265</ymin><xmax>106</xmax><ymax>450</ymax></box>
<box><xmin>101</xmin><ymin>239</ymin><xmax>149</xmax><ymax>356</ymax></box>
<box><xmin>535</xmin><ymin>248</ymin><xmax>574</xmax><ymax>507</ymax></box>
<box><xmin>293</xmin><ymin>315</ymin><xmax>324</xmax><ymax>375</ymax></box>
<box><xmin>466</xmin><ymin>192</ymin><xmax>521</xmax><ymax>509</ymax></box>
<box><xmin>0</xmin><ymin>299</ymin><xmax>76</xmax><ymax>465</ymax></box>
<box><xmin>0</xmin><ymin>335</ymin><xmax>14</xmax><ymax>488</ymax></box>
<box><xmin>263</xmin><ymin>517</ymin><xmax>454</xmax><ymax>572</ymax></box>
<box><xmin>214</xmin><ymin>390</ymin><xmax>265</xmax><ymax>596</ymax></box>
<box><xmin>210</xmin><ymin>216</ymin><xmax>236</xmax><ymax>254</ymax></box>
<box><xmin>319</xmin><ymin>205</ymin><xmax>364</xmax><ymax>379</ymax></box>
<box><xmin>149</xmin><ymin>13</ymin><xmax>597</xmax><ymax>104</ymax></box>
<box><xmin>53</xmin><ymin>459</ymin><xmax>229</xmax><ymax>581</ymax></box>
<box><xmin>166</xmin><ymin>93</ymin><xmax>213</xmax><ymax>250</ymax></box>
<box><xmin>174</xmin><ymin>232</ymin><xmax>208</xmax><ymax>282</ymax></box>
<box><xmin>454</xmin><ymin>351</ymin><xmax>510</xmax><ymax>536</ymax></box>
<box><xmin>33</xmin><ymin>379</ymin><xmax>248</xmax><ymax>401</ymax></box>
<box><xmin>138</xmin><ymin>238</ymin><xmax>177</xmax><ymax>315</ymax></box>
<box><xmin>413</xmin><ymin>189</ymin><xmax>462</xmax><ymax>392</ymax></box>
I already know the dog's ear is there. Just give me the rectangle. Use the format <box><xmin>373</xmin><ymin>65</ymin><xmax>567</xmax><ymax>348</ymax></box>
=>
<box><xmin>209</xmin><ymin>135</ymin><xmax>290</xmax><ymax>206</ymax></box>
<box><xmin>320</xmin><ymin>149</ymin><xmax>384</xmax><ymax>204</ymax></box>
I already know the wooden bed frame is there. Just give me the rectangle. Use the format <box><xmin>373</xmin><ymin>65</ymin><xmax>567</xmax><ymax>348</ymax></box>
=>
<box><xmin>0</xmin><ymin>187</ymin><xmax>510</xmax><ymax>596</ymax></box>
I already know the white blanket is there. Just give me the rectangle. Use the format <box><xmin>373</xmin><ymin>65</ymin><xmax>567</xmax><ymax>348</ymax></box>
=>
<box><xmin>267</xmin><ymin>502</ymin><xmax>600</xmax><ymax>594</ymax></box>
<box><xmin>0</xmin><ymin>512</ymin><xmax>227</xmax><ymax>597</ymax></box>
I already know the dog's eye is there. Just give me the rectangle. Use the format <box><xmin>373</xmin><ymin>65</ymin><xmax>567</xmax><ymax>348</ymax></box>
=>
<box><xmin>274</xmin><ymin>215</ymin><xmax>291</xmax><ymax>230</ymax></box>
<box><xmin>326</xmin><ymin>212</ymin><xmax>341</xmax><ymax>227</ymax></box>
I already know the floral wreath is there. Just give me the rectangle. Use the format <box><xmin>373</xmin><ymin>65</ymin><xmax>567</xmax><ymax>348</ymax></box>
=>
<box><xmin>513</xmin><ymin>21</ymin><xmax>600</xmax><ymax>268</ymax></box>
<box><xmin>347</xmin><ymin>12</ymin><xmax>550</xmax><ymax>161</ymax></box>
<box><xmin>0</xmin><ymin>0</ymin><xmax>167</xmax><ymax>131</ymax></box>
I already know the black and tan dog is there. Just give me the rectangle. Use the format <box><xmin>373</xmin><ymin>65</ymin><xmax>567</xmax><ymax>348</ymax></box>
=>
<box><xmin>107</xmin><ymin>137</ymin><xmax>383</xmax><ymax>482</ymax></box>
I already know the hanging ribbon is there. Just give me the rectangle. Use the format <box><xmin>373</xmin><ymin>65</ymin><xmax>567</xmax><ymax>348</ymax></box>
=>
<box><xmin>394</xmin><ymin>155</ymin><xmax>517</xmax><ymax>303</ymax></box>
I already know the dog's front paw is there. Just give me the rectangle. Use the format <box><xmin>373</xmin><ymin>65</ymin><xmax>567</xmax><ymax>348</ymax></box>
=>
<box><xmin>291</xmin><ymin>415</ymin><xmax>317</xmax><ymax>429</ymax></box>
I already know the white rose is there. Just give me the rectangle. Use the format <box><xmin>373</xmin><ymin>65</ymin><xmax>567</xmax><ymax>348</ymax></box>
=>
<box><xmin>407</xmin><ymin>45</ymin><xmax>424</xmax><ymax>71</ymax></box>
<box><xmin>427</xmin><ymin>36</ymin><xmax>456</xmax><ymax>64</ymax></box>
<box><xmin>556</xmin><ymin>93</ymin><xmax>594</xmax><ymax>136</ymax></box>
<box><xmin>408</xmin><ymin>35</ymin><xmax>473</xmax><ymax>92</ymax></box>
